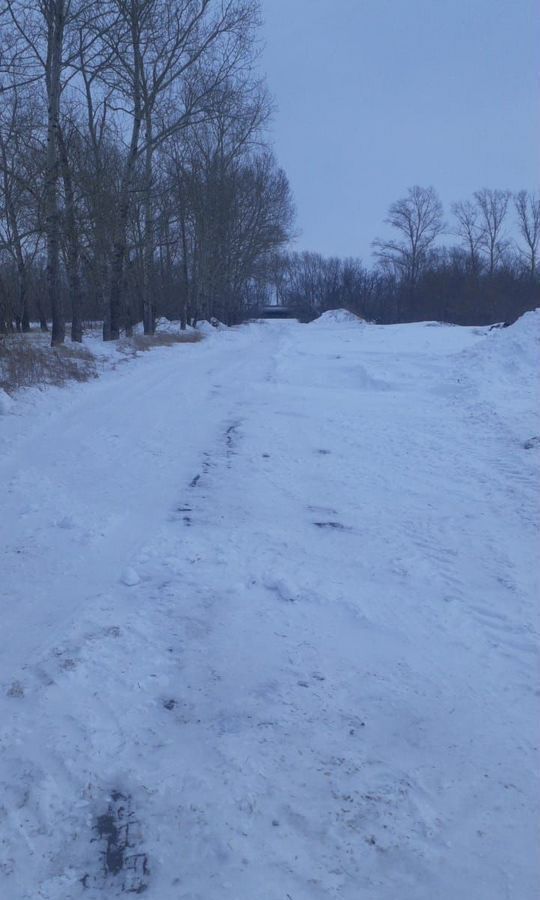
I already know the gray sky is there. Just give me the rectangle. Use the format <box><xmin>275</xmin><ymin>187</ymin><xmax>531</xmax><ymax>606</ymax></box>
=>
<box><xmin>260</xmin><ymin>0</ymin><xmax>540</xmax><ymax>261</ymax></box>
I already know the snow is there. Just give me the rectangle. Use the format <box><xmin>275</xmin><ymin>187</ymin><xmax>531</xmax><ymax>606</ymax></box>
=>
<box><xmin>155</xmin><ymin>317</ymin><xmax>197</xmax><ymax>335</ymax></box>
<box><xmin>0</xmin><ymin>315</ymin><xmax>538</xmax><ymax>899</ymax></box>
<box><xmin>0</xmin><ymin>387</ymin><xmax>15</xmax><ymax>415</ymax></box>
<box><xmin>196</xmin><ymin>318</ymin><xmax>227</xmax><ymax>335</ymax></box>
<box><xmin>120</xmin><ymin>567</ymin><xmax>141</xmax><ymax>587</ymax></box>
<box><xmin>310</xmin><ymin>308</ymin><xmax>364</xmax><ymax>325</ymax></box>
<box><xmin>451</xmin><ymin>309</ymin><xmax>540</xmax><ymax>443</ymax></box>
<box><xmin>194</xmin><ymin>319</ymin><xmax>217</xmax><ymax>335</ymax></box>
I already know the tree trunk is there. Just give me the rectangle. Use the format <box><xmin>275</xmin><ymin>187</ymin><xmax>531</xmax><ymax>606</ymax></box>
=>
<box><xmin>142</xmin><ymin>117</ymin><xmax>155</xmax><ymax>336</ymax></box>
<box><xmin>36</xmin><ymin>294</ymin><xmax>49</xmax><ymax>331</ymax></box>
<box><xmin>18</xmin><ymin>261</ymin><xmax>30</xmax><ymax>332</ymax></box>
<box><xmin>106</xmin><ymin>239</ymin><xmax>126</xmax><ymax>340</ymax></box>
<box><xmin>6</xmin><ymin>208</ymin><xmax>30</xmax><ymax>334</ymax></box>
<box><xmin>0</xmin><ymin>111</ymin><xmax>30</xmax><ymax>333</ymax></box>
<box><xmin>45</xmin><ymin>3</ymin><xmax>65</xmax><ymax>346</ymax></box>
<box><xmin>106</xmin><ymin>147</ymin><xmax>139</xmax><ymax>340</ymax></box>
<box><xmin>105</xmin><ymin>28</ymin><xmax>143</xmax><ymax>341</ymax></box>
<box><xmin>57</xmin><ymin>125</ymin><xmax>83</xmax><ymax>342</ymax></box>
<box><xmin>179</xmin><ymin>202</ymin><xmax>190</xmax><ymax>331</ymax></box>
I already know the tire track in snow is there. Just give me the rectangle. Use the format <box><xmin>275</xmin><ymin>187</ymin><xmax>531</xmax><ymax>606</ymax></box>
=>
<box><xmin>1</xmin><ymin>319</ymin><xmax>538</xmax><ymax>899</ymax></box>
<box><xmin>0</xmin><ymin>325</ymin><xmax>286</xmax><ymax>897</ymax></box>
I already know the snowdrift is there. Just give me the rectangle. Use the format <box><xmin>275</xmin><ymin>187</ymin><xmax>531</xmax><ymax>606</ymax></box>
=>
<box><xmin>196</xmin><ymin>319</ymin><xmax>227</xmax><ymax>335</ymax></box>
<box><xmin>309</xmin><ymin>308</ymin><xmax>364</xmax><ymax>326</ymax></box>
<box><xmin>0</xmin><ymin>388</ymin><xmax>15</xmax><ymax>415</ymax></box>
<box><xmin>453</xmin><ymin>309</ymin><xmax>540</xmax><ymax>441</ymax></box>
<box><xmin>457</xmin><ymin>309</ymin><xmax>539</xmax><ymax>381</ymax></box>
<box><xmin>154</xmin><ymin>317</ymin><xmax>198</xmax><ymax>336</ymax></box>
<box><xmin>475</xmin><ymin>308</ymin><xmax>538</xmax><ymax>364</ymax></box>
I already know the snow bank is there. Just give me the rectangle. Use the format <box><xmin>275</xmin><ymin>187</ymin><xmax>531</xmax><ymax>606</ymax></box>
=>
<box><xmin>196</xmin><ymin>318</ymin><xmax>227</xmax><ymax>335</ymax></box>
<box><xmin>0</xmin><ymin>388</ymin><xmax>14</xmax><ymax>415</ymax></box>
<box><xmin>310</xmin><ymin>308</ymin><xmax>363</xmax><ymax>326</ymax></box>
<box><xmin>196</xmin><ymin>321</ymin><xmax>217</xmax><ymax>336</ymax></box>
<box><xmin>155</xmin><ymin>317</ymin><xmax>198</xmax><ymax>335</ymax></box>
<box><xmin>453</xmin><ymin>309</ymin><xmax>540</xmax><ymax>440</ymax></box>
<box><xmin>82</xmin><ymin>331</ymin><xmax>127</xmax><ymax>362</ymax></box>
<box><xmin>463</xmin><ymin>309</ymin><xmax>539</xmax><ymax>367</ymax></box>
<box><xmin>458</xmin><ymin>309</ymin><xmax>539</xmax><ymax>380</ymax></box>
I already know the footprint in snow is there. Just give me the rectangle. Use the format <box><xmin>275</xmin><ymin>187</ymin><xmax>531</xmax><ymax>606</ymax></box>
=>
<box><xmin>59</xmin><ymin>657</ymin><xmax>78</xmax><ymax>672</ymax></box>
<box><xmin>313</xmin><ymin>521</ymin><xmax>352</xmax><ymax>531</ymax></box>
<box><xmin>6</xmin><ymin>680</ymin><xmax>25</xmax><ymax>698</ymax></box>
<box><xmin>56</xmin><ymin>515</ymin><xmax>76</xmax><ymax>529</ymax></box>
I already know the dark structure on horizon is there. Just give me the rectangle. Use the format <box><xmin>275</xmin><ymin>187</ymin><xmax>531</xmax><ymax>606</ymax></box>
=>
<box><xmin>261</xmin><ymin>304</ymin><xmax>295</xmax><ymax>319</ymax></box>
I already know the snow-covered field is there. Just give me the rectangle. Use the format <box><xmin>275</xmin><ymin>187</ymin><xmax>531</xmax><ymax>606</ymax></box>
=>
<box><xmin>1</xmin><ymin>313</ymin><xmax>539</xmax><ymax>899</ymax></box>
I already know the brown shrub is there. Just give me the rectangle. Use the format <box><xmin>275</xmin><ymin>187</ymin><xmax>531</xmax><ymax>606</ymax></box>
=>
<box><xmin>122</xmin><ymin>331</ymin><xmax>203</xmax><ymax>353</ymax></box>
<box><xmin>0</xmin><ymin>333</ymin><xmax>97</xmax><ymax>393</ymax></box>
<box><xmin>0</xmin><ymin>328</ymin><xmax>203</xmax><ymax>395</ymax></box>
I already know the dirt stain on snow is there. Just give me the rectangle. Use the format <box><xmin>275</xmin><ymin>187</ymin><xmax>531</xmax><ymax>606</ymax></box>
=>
<box><xmin>89</xmin><ymin>790</ymin><xmax>149</xmax><ymax>894</ymax></box>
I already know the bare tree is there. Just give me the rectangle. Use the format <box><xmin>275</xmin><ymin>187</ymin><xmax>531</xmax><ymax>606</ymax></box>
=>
<box><xmin>57</xmin><ymin>116</ymin><xmax>83</xmax><ymax>340</ymax></box>
<box><xmin>76</xmin><ymin>40</ymin><xmax>120</xmax><ymax>326</ymax></box>
<box><xmin>86</xmin><ymin>0</ymin><xmax>259</xmax><ymax>339</ymax></box>
<box><xmin>0</xmin><ymin>91</ymin><xmax>42</xmax><ymax>332</ymax></box>
<box><xmin>373</xmin><ymin>185</ymin><xmax>444</xmax><ymax>291</ymax></box>
<box><xmin>514</xmin><ymin>190</ymin><xmax>540</xmax><ymax>277</ymax></box>
<box><xmin>281</xmin><ymin>252</ymin><xmax>378</xmax><ymax>322</ymax></box>
<box><xmin>3</xmin><ymin>0</ymin><xmax>92</xmax><ymax>344</ymax></box>
<box><xmin>452</xmin><ymin>199</ymin><xmax>483</xmax><ymax>277</ymax></box>
<box><xmin>161</xmin><ymin>132</ymin><xmax>292</xmax><ymax>325</ymax></box>
<box><xmin>166</xmin><ymin>77</ymin><xmax>278</xmax><ymax>323</ymax></box>
<box><xmin>474</xmin><ymin>188</ymin><xmax>510</xmax><ymax>276</ymax></box>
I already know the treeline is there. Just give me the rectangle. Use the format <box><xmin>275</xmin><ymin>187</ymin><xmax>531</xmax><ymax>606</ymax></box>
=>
<box><xmin>1</xmin><ymin>1</ymin><xmax>537</xmax><ymax>344</ymax></box>
<box><xmin>278</xmin><ymin>186</ymin><xmax>540</xmax><ymax>325</ymax></box>
<box><xmin>0</xmin><ymin>0</ymin><xmax>293</xmax><ymax>342</ymax></box>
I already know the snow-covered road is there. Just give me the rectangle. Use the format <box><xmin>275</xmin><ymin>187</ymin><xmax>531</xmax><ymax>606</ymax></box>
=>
<box><xmin>1</xmin><ymin>315</ymin><xmax>539</xmax><ymax>899</ymax></box>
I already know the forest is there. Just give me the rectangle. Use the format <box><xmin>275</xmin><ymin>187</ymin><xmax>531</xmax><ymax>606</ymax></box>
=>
<box><xmin>283</xmin><ymin>186</ymin><xmax>540</xmax><ymax>326</ymax></box>
<box><xmin>0</xmin><ymin>0</ymin><xmax>538</xmax><ymax>342</ymax></box>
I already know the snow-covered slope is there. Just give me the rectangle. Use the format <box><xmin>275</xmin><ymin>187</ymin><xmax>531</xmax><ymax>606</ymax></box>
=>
<box><xmin>0</xmin><ymin>316</ymin><xmax>538</xmax><ymax>899</ymax></box>
<box><xmin>451</xmin><ymin>309</ymin><xmax>540</xmax><ymax>441</ymax></box>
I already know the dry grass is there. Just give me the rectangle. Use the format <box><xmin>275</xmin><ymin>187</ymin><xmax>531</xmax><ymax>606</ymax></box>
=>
<box><xmin>0</xmin><ymin>333</ymin><xmax>97</xmax><ymax>394</ymax></box>
<box><xmin>122</xmin><ymin>331</ymin><xmax>203</xmax><ymax>353</ymax></box>
<box><xmin>0</xmin><ymin>328</ymin><xmax>203</xmax><ymax>395</ymax></box>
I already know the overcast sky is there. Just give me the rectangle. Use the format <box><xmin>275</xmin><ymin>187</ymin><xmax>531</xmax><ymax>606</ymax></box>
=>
<box><xmin>260</xmin><ymin>0</ymin><xmax>540</xmax><ymax>261</ymax></box>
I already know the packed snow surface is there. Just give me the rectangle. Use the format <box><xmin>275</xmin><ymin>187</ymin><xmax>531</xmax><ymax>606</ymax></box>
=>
<box><xmin>0</xmin><ymin>316</ymin><xmax>538</xmax><ymax>899</ymax></box>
